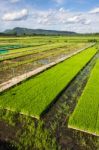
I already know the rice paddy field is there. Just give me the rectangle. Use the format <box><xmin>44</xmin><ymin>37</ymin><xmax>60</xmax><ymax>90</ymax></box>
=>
<box><xmin>0</xmin><ymin>36</ymin><xmax>95</xmax><ymax>84</ymax></box>
<box><xmin>68</xmin><ymin>59</ymin><xmax>99</xmax><ymax>136</ymax></box>
<box><xmin>0</xmin><ymin>35</ymin><xmax>99</xmax><ymax>150</ymax></box>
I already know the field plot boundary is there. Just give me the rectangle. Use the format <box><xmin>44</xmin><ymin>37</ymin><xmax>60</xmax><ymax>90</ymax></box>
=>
<box><xmin>68</xmin><ymin>125</ymin><xmax>99</xmax><ymax>137</ymax></box>
<box><xmin>68</xmin><ymin>59</ymin><xmax>99</xmax><ymax>136</ymax></box>
<box><xmin>2</xmin><ymin>107</ymin><xmax>40</xmax><ymax>119</ymax></box>
<box><xmin>0</xmin><ymin>43</ymin><xmax>95</xmax><ymax>93</ymax></box>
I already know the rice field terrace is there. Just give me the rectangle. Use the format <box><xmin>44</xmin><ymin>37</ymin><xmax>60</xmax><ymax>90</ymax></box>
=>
<box><xmin>0</xmin><ymin>36</ymin><xmax>99</xmax><ymax>150</ymax></box>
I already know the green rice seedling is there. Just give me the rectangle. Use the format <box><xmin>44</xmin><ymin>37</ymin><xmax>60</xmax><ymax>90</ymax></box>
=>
<box><xmin>68</xmin><ymin>59</ymin><xmax>99</xmax><ymax>136</ymax></box>
<box><xmin>0</xmin><ymin>47</ymin><xmax>97</xmax><ymax>119</ymax></box>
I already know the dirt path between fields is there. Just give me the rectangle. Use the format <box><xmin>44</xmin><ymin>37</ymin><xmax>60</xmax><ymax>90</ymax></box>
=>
<box><xmin>0</xmin><ymin>43</ymin><xmax>95</xmax><ymax>93</ymax></box>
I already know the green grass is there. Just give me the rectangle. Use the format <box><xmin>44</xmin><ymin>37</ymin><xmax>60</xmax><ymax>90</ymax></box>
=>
<box><xmin>68</xmin><ymin>59</ymin><xmax>99</xmax><ymax>136</ymax></box>
<box><xmin>0</xmin><ymin>46</ymin><xmax>97</xmax><ymax>119</ymax></box>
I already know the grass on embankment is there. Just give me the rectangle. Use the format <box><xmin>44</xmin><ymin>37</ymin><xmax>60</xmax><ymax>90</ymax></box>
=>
<box><xmin>68</xmin><ymin>59</ymin><xmax>99</xmax><ymax>136</ymax></box>
<box><xmin>0</xmin><ymin>47</ymin><xmax>97</xmax><ymax>119</ymax></box>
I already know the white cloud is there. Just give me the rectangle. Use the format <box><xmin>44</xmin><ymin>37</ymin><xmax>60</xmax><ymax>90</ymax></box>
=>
<box><xmin>0</xmin><ymin>5</ymin><xmax>99</xmax><ymax>33</ymax></box>
<box><xmin>30</xmin><ymin>8</ymin><xmax>92</xmax><ymax>29</ymax></box>
<box><xmin>83</xmin><ymin>19</ymin><xmax>91</xmax><ymax>25</ymax></box>
<box><xmin>67</xmin><ymin>16</ymin><xmax>80</xmax><ymax>23</ymax></box>
<box><xmin>66</xmin><ymin>16</ymin><xmax>91</xmax><ymax>25</ymax></box>
<box><xmin>89</xmin><ymin>7</ymin><xmax>99</xmax><ymax>14</ymax></box>
<box><xmin>59</xmin><ymin>7</ymin><xmax>65</xmax><ymax>12</ymax></box>
<box><xmin>2</xmin><ymin>9</ymin><xmax>28</xmax><ymax>21</ymax></box>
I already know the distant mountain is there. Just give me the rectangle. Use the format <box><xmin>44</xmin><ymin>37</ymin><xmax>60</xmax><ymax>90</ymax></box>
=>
<box><xmin>3</xmin><ymin>27</ymin><xmax>77</xmax><ymax>36</ymax></box>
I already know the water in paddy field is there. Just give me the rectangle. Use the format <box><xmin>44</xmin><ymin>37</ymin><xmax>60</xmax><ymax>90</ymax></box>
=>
<box><xmin>0</xmin><ymin>49</ymin><xmax>9</xmax><ymax>54</ymax></box>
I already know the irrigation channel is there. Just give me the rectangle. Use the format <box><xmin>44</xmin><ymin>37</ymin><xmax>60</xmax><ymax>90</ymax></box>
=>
<box><xmin>0</xmin><ymin>51</ymin><xmax>99</xmax><ymax>149</ymax></box>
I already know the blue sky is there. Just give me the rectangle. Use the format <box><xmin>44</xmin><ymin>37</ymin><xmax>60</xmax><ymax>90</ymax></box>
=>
<box><xmin>23</xmin><ymin>0</ymin><xmax>99</xmax><ymax>11</ymax></box>
<box><xmin>0</xmin><ymin>0</ymin><xmax>99</xmax><ymax>33</ymax></box>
